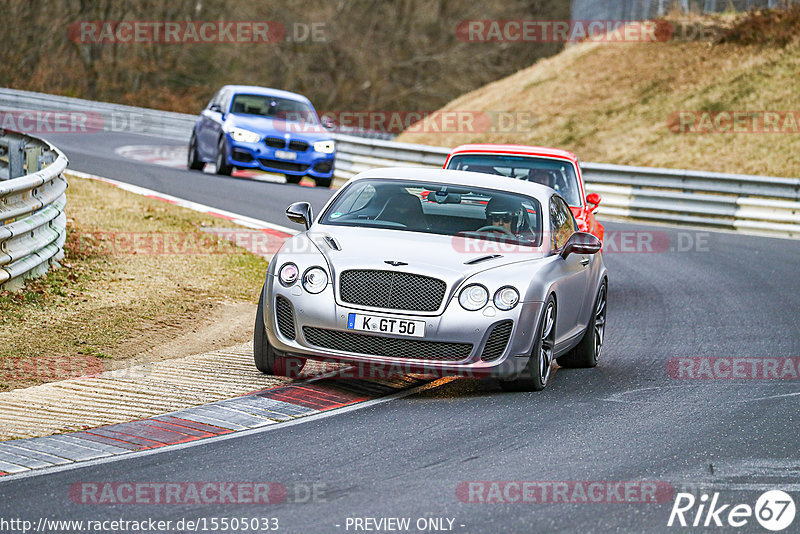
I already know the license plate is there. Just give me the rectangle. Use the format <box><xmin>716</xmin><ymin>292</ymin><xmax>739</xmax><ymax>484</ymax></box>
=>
<box><xmin>274</xmin><ymin>150</ymin><xmax>297</xmax><ymax>160</ymax></box>
<box><xmin>347</xmin><ymin>313</ymin><xmax>425</xmax><ymax>338</ymax></box>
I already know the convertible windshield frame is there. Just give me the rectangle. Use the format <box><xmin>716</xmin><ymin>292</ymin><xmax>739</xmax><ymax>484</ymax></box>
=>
<box><xmin>319</xmin><ymin>178</ymin><xmax>544</xmax><ymax>248</ymax></box>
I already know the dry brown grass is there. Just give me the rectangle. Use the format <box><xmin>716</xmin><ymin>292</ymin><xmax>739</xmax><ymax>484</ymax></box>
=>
<box><xmin>0</xmin><ymin>176</ymin><xmax>268</xmax><ymax>391</ymax></box>
<box><xmin>397</xmin><ymin>15</ymin><xmax>800</xmax><ymax>178</ymax></box>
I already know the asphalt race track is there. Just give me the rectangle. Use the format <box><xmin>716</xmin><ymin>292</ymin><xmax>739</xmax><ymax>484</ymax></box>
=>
<box><xmin>1</xmin><ymin>131</ymin><xmax>799</xmax><ymax>533</ymax></box>
<box><xmin>45</xmin><ymin>131</ymin><xmax>335</xmax><ymax>229</ymax></box>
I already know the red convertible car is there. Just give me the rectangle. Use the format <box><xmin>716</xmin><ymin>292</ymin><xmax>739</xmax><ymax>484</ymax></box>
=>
<box><xmin>444</xmin><ymin>144</ymin><xmax>604</xmax><ymax>241</ymax></box>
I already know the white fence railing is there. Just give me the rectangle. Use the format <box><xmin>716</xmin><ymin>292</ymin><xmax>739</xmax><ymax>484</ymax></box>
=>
<box><xmin>0</xmin><ymin>129</ymin><xmax>68</xmax><ymax>291</ymax></box>
<box><xmin>2</xmin><ymin>88</ymin><xmax>798</xmax><ymax>239</ymax></box>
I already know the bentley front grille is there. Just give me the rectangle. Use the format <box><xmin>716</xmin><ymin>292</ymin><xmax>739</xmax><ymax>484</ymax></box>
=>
<box><xmin>339</xmin><ymin>270</ymin><xmax>446</xmax><ymax>312</ymax></box>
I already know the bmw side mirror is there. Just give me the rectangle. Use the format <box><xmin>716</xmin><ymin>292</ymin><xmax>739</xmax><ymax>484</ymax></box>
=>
<box><xmin>286</xmin><ymin>202</ymin><xmax>314</xmax><ymax>230</ymax></box>
<box><xmin>210</xmin><ymin>104</ymin><xmax>222</xmax><ymax>113</ymax></box>
<box><xmin>561</xmin><ymin>232</ymin><xmax>602</xmax><ymax>258</ymax></box>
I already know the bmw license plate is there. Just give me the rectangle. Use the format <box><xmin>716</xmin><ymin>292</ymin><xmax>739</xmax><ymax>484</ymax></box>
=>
<box><xmin>274</xmin><ymin>150</ymin><xmax>297</xmax><ymax>160</ymax></box>
<box><xmin>347</xmin><ymin>313</ymin><xmax>425</xmax><ymax>338</ymax></box>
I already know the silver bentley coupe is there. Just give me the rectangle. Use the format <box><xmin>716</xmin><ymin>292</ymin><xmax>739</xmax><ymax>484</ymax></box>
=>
<box><xmin>254</xmin><ymin>167</ymin><xmax>607</xmax><ymax>391</ymax></box>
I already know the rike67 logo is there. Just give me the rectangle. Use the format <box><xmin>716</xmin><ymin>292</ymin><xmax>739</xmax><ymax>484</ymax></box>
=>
<box><xmin>668</xmin><ymin>490</ymin><xmax>795</xmax><ymax>531</ymax></box>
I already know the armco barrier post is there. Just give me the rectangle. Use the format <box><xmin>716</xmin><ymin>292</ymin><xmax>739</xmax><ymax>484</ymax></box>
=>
<box><xmin>8</xmin><ymin>136</ymin><xmax>25</xmax><ymax>179</ymax></box>
<box><xmin>25</xmin><ymin>144</ymin><xmax>42</xmax><ymax>174</ymax></box>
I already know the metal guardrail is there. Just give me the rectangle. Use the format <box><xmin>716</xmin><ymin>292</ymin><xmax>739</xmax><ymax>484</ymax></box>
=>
<box><xmin>332</xmin><ymin>136</ymin><xmax>800</xmax><ymax>239</ymax></box>
<box><xmin>0</xmin><ymin>88</ymin><xmax>395</xmax><ymax>142</ymax></box>
<box><xmin>0</xmin><ymin>129</ymin><xmax>68</xmax><ymax>291</ymax></box>
<box><xmin>0</xmin><ymin>88</ymin><xmax>196</xmax><ymax>140</ymax></box>
<box><xmin>2</xmin><ymin>88</ymin><xmax>798</xmax><ymax>239</ymax></box>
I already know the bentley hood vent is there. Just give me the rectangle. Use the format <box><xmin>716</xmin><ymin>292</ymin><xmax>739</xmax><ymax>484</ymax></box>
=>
<box><xmin>323</xmin><ymin>236</ymin><xmax>341</xmax><ymax>251</ymax></box>
<box><xmin>464</xmin><ymin>254</ymin><xmax>503</xmax><ymax>265</ymax></box>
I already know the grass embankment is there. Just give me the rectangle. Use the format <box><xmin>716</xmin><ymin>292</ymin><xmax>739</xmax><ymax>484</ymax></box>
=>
<box><xmin>397</xmin><ymin>10</ymin><xmax>800</xmax><ymax>178</ymax></box>
<box><xmin>0</xmin><ymin>176</ymin><xmax>267</xmax><ymax>391</ymax></box>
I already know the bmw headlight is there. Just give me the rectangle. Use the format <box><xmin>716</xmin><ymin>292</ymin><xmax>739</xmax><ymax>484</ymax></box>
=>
<box><xmin>229</xmin><ymin>127</ymin><xmax>261</xmax><ymax>143</ymax></box>
<box><xmin>302</xmin><ymin>267</ymin><xmax>328</xmax><ymax>294</ymax></box>
<box><xmin>278</xmin><ymin>263</ymin><xmax>299</xmax><ymax>286</ymax></box>
<box><xmin>313</xmin><ymin>140</ymin><xmax>336</xmax><ymax>154</ymax></box>
<box><xmin>459</xmin><ymin>284</ymin><xmax>488</xmax><ymax>311</ymax></box>
<box><xmin>494</xmin><ymin>286</ymin><xmax>520</xmax><ymax>311</ymax></box>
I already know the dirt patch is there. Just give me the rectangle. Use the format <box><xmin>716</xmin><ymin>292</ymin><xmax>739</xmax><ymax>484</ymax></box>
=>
<box><xmin>110</xmin><ymin>300</ymin><xmax>256</xmax><ymax>367</ymax></box>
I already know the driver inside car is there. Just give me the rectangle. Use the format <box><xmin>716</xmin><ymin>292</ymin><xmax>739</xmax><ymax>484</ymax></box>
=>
<box><xmin>483</xmin><ymin>196</ymin><xmax>535</xmax><ymax>241</ymax></box>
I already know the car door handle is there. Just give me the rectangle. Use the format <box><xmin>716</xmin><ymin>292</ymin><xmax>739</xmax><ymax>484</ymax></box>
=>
<box><xmin>580</xmin><ymin>258</ymin><xmax>590</xmax><ymax>266</ymax></box>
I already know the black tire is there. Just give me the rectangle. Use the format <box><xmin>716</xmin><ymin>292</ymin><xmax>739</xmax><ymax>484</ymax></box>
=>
<box><xmin>314</xmin><ymin>176</ymin><xmax>333</xmax><ymax>188</ymax></box>
<box><xmin>557</xmin><ymin>280</ymin><xmax>607</xmax><ymax>369</ymax></box>
<box><xmin>215</xmin><ymin>137</ymin><xmax>233</xmax><ymax>176</ymax></box>
<box><xmin>284</xmin><ymin>174</ymin><xmax>302</xmax><ymax>185</ymax></box>
<box><xmin>187</xmin><ymin>133</ymin><xmax>204</xmax><ymax>170</ymax></box>
<box><xmin>254</xmin><ymin>286</ymin><xmax>306</xmax><ymax>377</ymax></box>
<box><xmin>500</xmin><ymin>295</ymin><xmax>556</xmax><ymax>392</ymax></box>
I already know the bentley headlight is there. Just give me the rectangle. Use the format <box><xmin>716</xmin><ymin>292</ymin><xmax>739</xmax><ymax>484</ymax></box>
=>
<box><xmin>459</xmin><ymin>284</ymin><xmax>488</xmax><ymax>311</ymax></box>
<box><xmin>230</xmin><ymin>127</ymin><xmax>261</xmax><ymax>143</ymax></box>
<box><xmin>278</xmin><ymin>263</ymin><xmax>299</xmax><ymax>286</ymax></box>
<box><xmin>313</xmin><ymin>140</ymin><xmax>336</xmax><ymax>154</ymax></box>
<box><xmin>494</xmin><ymin>286</ymin><xmax>520</xmax><ymax>311</ymax></box>
<box><xmin>302</xmin><ymin>267</ymin><xmax>328</xmax><ymax>294</ymax></box>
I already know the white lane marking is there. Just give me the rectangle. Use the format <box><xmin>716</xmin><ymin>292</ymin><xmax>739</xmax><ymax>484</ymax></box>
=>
<box><xmin>0</xmin><ymin>377</ymin><xmax>456</xmax><ymax>483</ymax></box>
<box><xmin>603</xmin><ymin>384</ymin><xmax>800</xmax><ymax>405</ymax></box>
<box><xmin>64</xmin><ymin>169</ymin><xmax>298</xmax><ymax>236</ymax></box>
<box><xmin>601</xmin><ymin>384</ymin><xmax>698</xmax><ymax>403</ymax></box>
<box><xmin>744</xmin><ymin>391</ymin><xmax>800</xmax><ymax>402</ymax></box>
<box><xmin>114</xmin><ymin>145</ymin><xmax>187</xmax><ymax>168</ymax></box>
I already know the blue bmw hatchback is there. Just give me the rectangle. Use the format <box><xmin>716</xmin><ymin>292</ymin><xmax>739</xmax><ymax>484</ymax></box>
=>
<box><xmin>188</xmin><ymin>85</ymin><xmax>336</xmax><ymax>187</ymax></box>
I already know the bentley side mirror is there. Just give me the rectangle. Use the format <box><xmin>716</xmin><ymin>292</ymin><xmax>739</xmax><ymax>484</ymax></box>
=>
<box><xmin>586</xmin><ymin>192</ymin><xmax>601</xmax><ymax>212</ymax></box>
<box><xmin>561</xmin><ymin>232</ymin><xmax>602</xmax><ymax>258</ymax></box>
<box><xmin>286</xmin><ymin>201</ymin><xmax>314</xmax><ymax>230</ymax></box>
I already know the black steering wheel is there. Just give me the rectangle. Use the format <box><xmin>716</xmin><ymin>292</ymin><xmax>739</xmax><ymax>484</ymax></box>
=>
<box><xmin>475</xmin><ymin>225</ymin><xmax>516</xmax><ymax>238</ymax></box>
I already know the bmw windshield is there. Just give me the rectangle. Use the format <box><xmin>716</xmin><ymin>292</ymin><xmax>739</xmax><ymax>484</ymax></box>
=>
<box><xmin>320</xmin><ymin>179</ymin><xmax>543</xmax><ymax>247</ymax></box>
<box><xmin>230</xmin><ymin>94</ymin><xmax>319</xmax><ymax>124</ymax></box>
